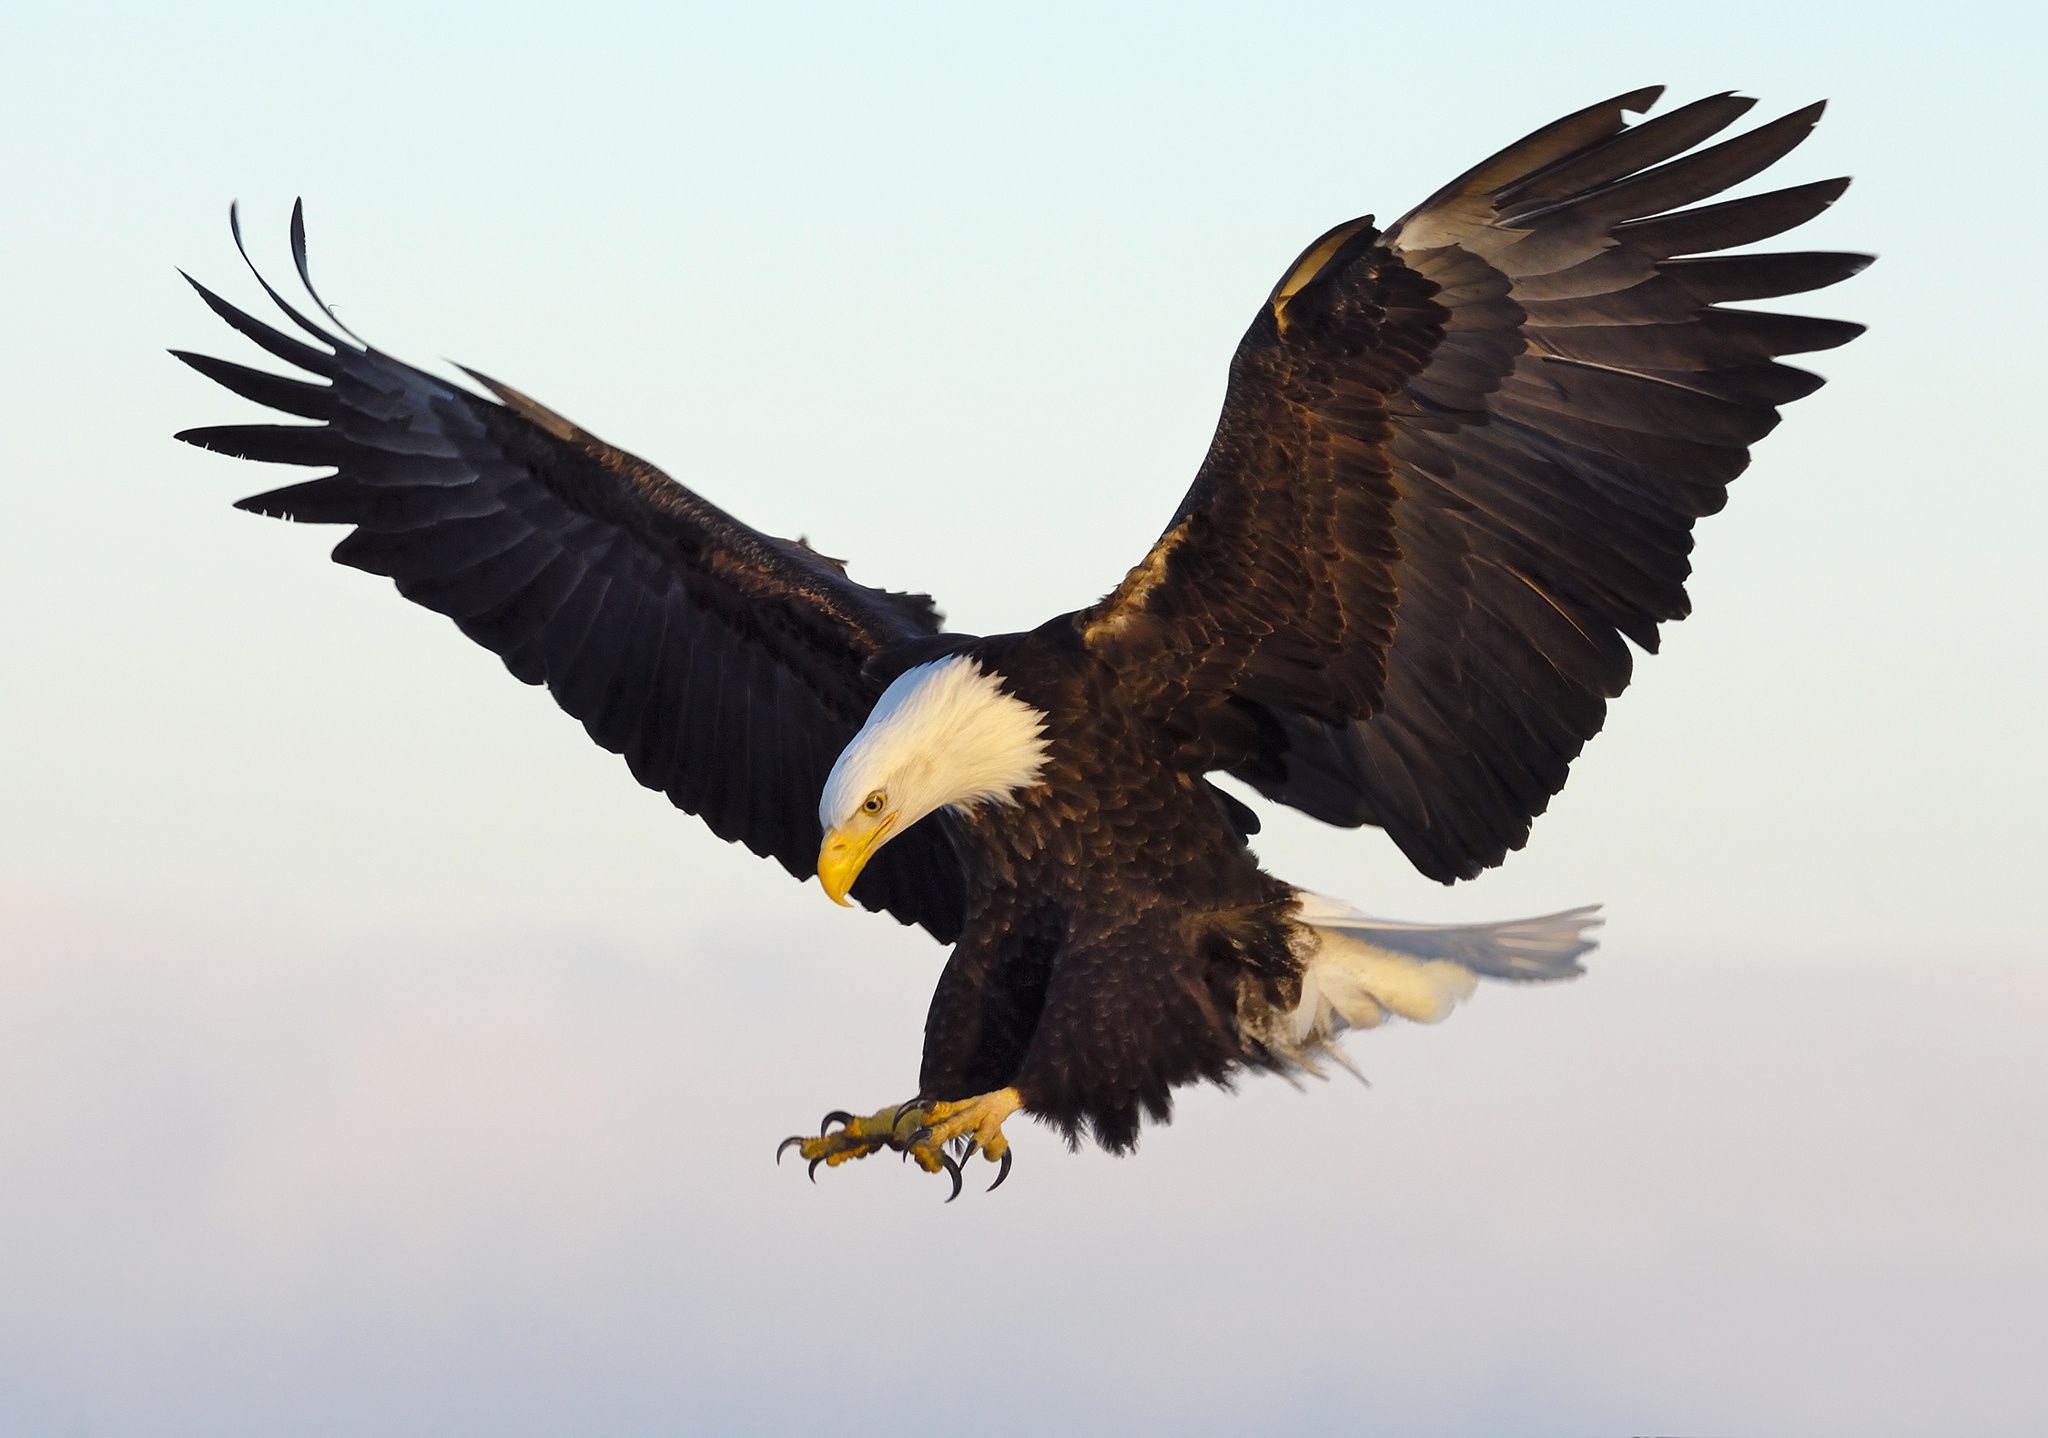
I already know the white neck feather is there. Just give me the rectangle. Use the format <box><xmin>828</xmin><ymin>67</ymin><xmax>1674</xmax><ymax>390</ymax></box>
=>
<box><xmin>820</xmin><ymin>656</ymin><xmax>1051</xmax><ymax>829</ymax></box>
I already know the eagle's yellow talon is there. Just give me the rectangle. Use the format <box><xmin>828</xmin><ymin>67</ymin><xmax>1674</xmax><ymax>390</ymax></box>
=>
<box><xmin>779</xmin><ymin>1088</ymin><xmax>1023</xmax><ymax>1200</ymax></box>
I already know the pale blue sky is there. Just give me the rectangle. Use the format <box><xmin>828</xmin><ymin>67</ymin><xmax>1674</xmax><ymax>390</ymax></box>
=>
<box><xmin>3</xmin><ymin>3</ymin><xmax>2044</xmax><ymax>1434</ymax></box>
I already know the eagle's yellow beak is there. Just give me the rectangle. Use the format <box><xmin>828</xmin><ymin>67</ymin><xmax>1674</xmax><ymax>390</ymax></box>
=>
<box><xmin>817</xmin><ymin>813</ymin><xmax>896</xmax><ymax>907</ymax></box>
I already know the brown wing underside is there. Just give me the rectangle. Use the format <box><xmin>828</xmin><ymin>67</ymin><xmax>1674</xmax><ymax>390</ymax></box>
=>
<box><xmin>176</xmin><ymin>206</ymin><xmax>966</xmax><ymax>936</ymax></box>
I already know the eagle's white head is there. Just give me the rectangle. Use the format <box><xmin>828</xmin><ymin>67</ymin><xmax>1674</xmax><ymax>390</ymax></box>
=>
<box><xmin>815</xmin><ymin>655</ymin><xmax>1051</xmax><ymax>904</ymax></box>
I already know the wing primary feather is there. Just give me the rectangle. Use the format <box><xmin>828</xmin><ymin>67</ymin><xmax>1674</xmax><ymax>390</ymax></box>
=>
<box><xmin>1662</xmin><ymin>250</ymin><xmax>1874</xmax><ymax>302</ymax></box>
<box><xmin>170</xmin><ymin>349</ymin><xmax>332</xmax><ymax>419</ymax></box>
<box><xmin>178</xmin><ymin>271</ymin><xmax>337</xmax><ymax>376</ymax></box>
<box><xmin>175</xmin><ymin>422</ymin><xmax>347</xmax><ymax>467</ymax></box>
<box><xmin>1617</xmin><ymin>177</ymin><xmax>1851</xmax><ymax>256</ymax></box>
<box><xmin>231</xmin><ymin>476</ymin><xmax>373</xmax><ymax>525</ymax></box>
<box><xmin>288</xmin><ymin>199</ymin><xmax>374</xmax><ymax>348</ymax></box>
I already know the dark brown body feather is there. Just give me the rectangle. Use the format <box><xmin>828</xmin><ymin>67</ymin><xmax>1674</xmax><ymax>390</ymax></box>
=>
<box><xmin>177</xmin><ymin>89</ymin><xmax>1863</xmax><ymax>1153</ymax></box>
<box><xmin>920</xmin><ymin>628</ymin><xmax>1299</xmax><ymax>1149</ymax></box>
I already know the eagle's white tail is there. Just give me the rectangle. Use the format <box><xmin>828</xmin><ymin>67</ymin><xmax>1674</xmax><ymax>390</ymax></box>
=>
<box><xmin>1279</xmin><ymin>892</ymin><xmax>1602</xmax><ymax>1048</ymax></box>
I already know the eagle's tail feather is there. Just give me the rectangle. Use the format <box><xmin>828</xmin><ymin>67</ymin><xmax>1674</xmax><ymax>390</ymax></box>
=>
<box><xmin>1286</xmin><ymin>892</ymin><xmax>1601</xmax><ymax>1039</ymax></box>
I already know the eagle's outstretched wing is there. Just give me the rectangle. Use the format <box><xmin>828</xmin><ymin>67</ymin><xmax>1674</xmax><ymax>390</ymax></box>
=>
<box><xmin>176</xmin><ymin>205</ymin><xmax>965</xmax><ymax>938</ymax></box>
<box><xmin>1078</xmin><ymin>88</ymin><xmax>1867</xmax><ymax>881</ymax></box>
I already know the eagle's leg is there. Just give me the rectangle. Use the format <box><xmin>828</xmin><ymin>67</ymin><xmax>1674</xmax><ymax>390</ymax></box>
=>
<box><xmin>775</xmin><ymin>1087</ymin><xmax>1022</xmax><ymax>1200</ymax></box>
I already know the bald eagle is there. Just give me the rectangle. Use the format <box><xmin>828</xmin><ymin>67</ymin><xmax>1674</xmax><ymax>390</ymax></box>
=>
<box><xmin>176</xmin><ymin>88</ymin><xmax>1864</xmax><ymax>1197</ymax></box>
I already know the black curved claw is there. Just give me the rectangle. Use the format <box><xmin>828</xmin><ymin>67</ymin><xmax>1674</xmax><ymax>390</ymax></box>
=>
<box><xmin>819</xmin><ymin>1110</ymin><xmax>856</xmax><ymax>1136</ymax></box>
<box><xmin>776</xmin><ymin>1135</ymin><xmax>804</xmax><ymax>1165</ymax></box>
<box><xmin>989</xmin><ymin>1147</ymin><xmax>1013</xmax><ymax>1193</ymax></box>
<box><xmin>960</xmin><ymin>1136</ymin><xmax>981</xmax><ymax>1164</ymax></box>
<box><xmin>808</xmin><ymin>1156</ymin><xmax>825</xmax><ymax>1184</ymax></box>
<box><xmin>938</xmin><ymin>1148</ymin><xmax>963</xmax><ymax>1203</ymax></box>
<box><xmin>906</xmin><ymin>1126</ymin><xmax>933</xmax><ymax>1150</ymax></box>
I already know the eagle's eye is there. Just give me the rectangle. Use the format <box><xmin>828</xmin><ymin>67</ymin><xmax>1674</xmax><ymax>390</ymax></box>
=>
<box><xmin>861</xmin><ymin>791</ymin><xmax>886</xmax><ymax>816</ymax></box>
